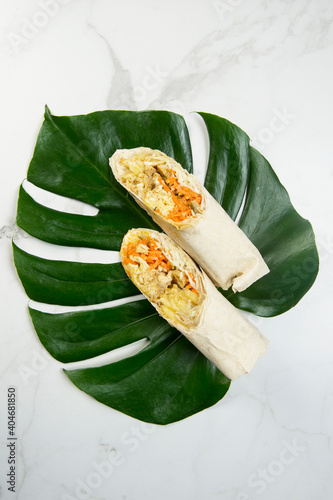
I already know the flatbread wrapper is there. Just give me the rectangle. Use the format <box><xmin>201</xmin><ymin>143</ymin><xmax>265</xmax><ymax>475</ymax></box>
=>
<box><xmin>110</xmin><ymin>147</ymin><xmax>269</xmax><ymax>292</ymax></box>
<box><xmin>121</xmin><ymin>228</ymin><xmax>268</xmax><ymax>380</ymax></box>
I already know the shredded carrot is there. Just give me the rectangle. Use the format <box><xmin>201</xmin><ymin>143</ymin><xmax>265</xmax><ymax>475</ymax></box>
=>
<box><xmin>123</xmin><ymin>257</ymin><xmax>138</xmax><ymax>266</ymax></box>
<box><xmin>123</xmin><ymin>237</ymin><xmax>198</xmax><ymax>295</ymax></box>
<box><xmin>124</xmin><ymin>238</ymin><xmax>171</xmax><ymax>272</ymax></box>
<box><xmin>185</xmin><ymin>280</ymin><xmax>198</xmax><ymax>295</ymax></box>
<box><xmin>149</xmin><ymin>239</ymin><xmax>157</xmax><ymax>250</ymax></box>
<box><xmin>157</xmin><ymin>171</ymin><xmax>202</xmax><ymax>222</ymax></box>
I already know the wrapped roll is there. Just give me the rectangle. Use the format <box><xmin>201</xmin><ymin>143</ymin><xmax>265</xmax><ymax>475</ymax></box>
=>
<box><xmin>121</xmin><ymin>228</ymin><xmax>268</xmax><ymax>380</ymax></box>
<box><xmin>110</xmin><ymin>147</ymin><xmax>269</xmax><ymax>292</ymax></box>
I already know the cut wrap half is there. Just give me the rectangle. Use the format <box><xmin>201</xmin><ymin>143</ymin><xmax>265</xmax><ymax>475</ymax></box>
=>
<box><xmin>121</xmin><ymin>228</ymin><xmax>268</xmax><ymax>380</ymax></box>
<box><xmin>110</xmin><ymin>147</ymin><xmax>269</xmax><ymax>292</ymax></box>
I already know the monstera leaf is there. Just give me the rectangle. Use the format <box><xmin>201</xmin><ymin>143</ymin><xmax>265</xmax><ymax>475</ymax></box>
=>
<box><xmin>13</xmin><ymin>107</ymin><xmax>318</xmax><ymax>425</ymax></box>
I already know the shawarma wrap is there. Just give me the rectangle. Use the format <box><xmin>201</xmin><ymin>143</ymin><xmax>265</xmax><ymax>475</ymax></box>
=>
<box><xmin>110</xmin><ymin>147</ymin><xmax>269</xmax><ymax>292</ymax></box>
<box><xmin>121</xmin><ymin>228</ymin><xmax>268</xmax><ymax>380</ymax></box>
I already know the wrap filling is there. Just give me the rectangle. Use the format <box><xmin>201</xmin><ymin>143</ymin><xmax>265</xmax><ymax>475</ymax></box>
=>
<box><xmin>117</xmin><ymin>151</ymin><xmax>203</xmax><ymax>223</ymax></box>
<box><xmin>122</xmin><ymin>233</ymin><xmax>202</xmax><ymax>327</ymax></box>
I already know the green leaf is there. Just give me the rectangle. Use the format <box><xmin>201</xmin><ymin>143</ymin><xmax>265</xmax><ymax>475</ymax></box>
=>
<box><xmin>231</xmin><ymin>147</ymin><xmax>319</xmax><ymax>316</ymax></box>
<box><xmin>28</xmin><ymin>106</ymin><xmax>193</xmax><ymax>209</ymax></box>
<box><xmin>200</xmin><ymin>112</ymin><xmax>250</xmax><ymax>220</ymax></box>
<box><xmin>13</xmin><ymin>108</ymin><xmax>318</xmax><ymax>424</ymax></box>
<box><xmin>199</xmin><ymin>113</ymin><xmax>319</xmax><ymax>317</ymax></box>
<box><xmin>29</xmin><ymin>299</ymin><xmax>156</xmax><ymax>363</ymax></box>
<box><xmin>64</xmin><ymin>322</ymin><xmax>229</xmax><ymax>425</ymax></box>
<box><xmin>12</xmin><ymin>243</ymin><xmax>136</xmax><ymax>306</ymax></box>
<box><xmin>16</xmin><ymin>185</ymin><xmax>145</xmax><ymax>251</ymax></box>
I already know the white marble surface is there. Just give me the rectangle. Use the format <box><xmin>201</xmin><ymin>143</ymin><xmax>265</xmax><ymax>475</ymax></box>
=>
<box><xmin>1</xmin><ymin>0</ymin><xmax>333</xmax><ymax>499</ymax></box>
